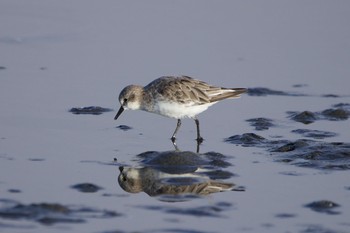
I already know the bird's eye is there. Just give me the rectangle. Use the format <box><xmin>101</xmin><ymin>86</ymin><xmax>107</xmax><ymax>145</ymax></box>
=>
<box><xmin>123</xmin><ymin>98</ymin><xmax>127</xmax><ymax>103</ymax></box>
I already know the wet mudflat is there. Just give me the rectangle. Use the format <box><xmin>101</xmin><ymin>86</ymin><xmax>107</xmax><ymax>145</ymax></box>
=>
<box><xmin>1</xmin><ymin>1</ymin><xmax>350</xmax><ymax>233</ymax></box>
<box><xmin>2</xmin><ymin>90</ymin><xmax>349</xmax><ymax>233</ymax></box>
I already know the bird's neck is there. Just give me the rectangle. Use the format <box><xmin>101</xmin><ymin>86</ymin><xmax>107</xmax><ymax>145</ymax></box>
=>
<box><xmin>140</xmin><ymin>89</ymin><xmax>154</xmax><ymax>112</ymax></box>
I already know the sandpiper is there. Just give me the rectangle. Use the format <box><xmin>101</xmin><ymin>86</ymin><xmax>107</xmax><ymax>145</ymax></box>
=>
<box><xmin>114</xmin><ymin>76</ymin><xmax>246</xmax><ymax>142</ymax></box>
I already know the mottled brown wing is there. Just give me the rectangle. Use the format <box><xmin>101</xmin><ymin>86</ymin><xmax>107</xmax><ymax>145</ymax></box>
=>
<box><xmin>147</xmin><ymin>76</ymin><xmax>211</xmax><ymax>105</ymax></box>
<box><xmin>176</xmin><ymin>77</ymin><xmax>211</xmax><ymax>104</ymax></box>
<box><xmin>146</xmin><ymin>76</ymin><xmax>246</xmax><ymax>105</ymax></box>
<box><xmin>180</xmin><ymin>76</ymin><xmax>247</xmax><ymax>103</ymax></box>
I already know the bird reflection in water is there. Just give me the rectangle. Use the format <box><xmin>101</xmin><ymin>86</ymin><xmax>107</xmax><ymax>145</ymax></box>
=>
<box><xmin>117</xmin><ymin>150</ymin><xmax>241</xmax><ymax>201</ymax></box>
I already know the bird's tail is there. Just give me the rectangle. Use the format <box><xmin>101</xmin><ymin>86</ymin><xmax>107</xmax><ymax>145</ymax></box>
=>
<box><xmin>228</xmin><ymin>88</ymin><xmax>247</xmax><ymax>96</ymax></box>
<box><xmin>209</xmin><ymin>88</ymin><xmax>247</xmax><ymax>102</ymax></box>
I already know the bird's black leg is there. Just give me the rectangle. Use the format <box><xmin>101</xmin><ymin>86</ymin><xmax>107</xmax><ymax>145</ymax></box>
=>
<box><xmin>194</xmin><ymin>118</ymin><xmax>204</xmax><ymax>144</ymax></box>
<box><xmin>171</xmin><ymin>119</ymin><xmax>182</xmax><ymax>142</ymax></box>
<box><xmin>171</xmin><ymin>140</ymin><xmax>180</xmax><ymax>151</ymax></box>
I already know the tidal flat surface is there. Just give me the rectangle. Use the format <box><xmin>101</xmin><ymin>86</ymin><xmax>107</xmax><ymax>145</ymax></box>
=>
<box><xmin>1</xmin><ymin>1</ymin><xmax>350</xmax><ymax>233</ymax></box>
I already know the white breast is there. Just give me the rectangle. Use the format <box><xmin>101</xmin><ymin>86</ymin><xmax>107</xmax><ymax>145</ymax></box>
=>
<box><xmin>152</xmin><ymin>101</ymin><xmax>216</xmax><ymax>119</ymax></box>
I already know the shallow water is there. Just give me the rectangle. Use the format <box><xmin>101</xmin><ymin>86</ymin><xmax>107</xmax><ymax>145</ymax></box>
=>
<box><xmin>1</xmin><ymin>1</ymin><xmax>350</xmax><ymax>233</ymax></box>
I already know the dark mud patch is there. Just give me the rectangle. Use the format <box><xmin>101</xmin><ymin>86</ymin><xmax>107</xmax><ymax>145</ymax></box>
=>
<box><xmin>71</xmin><ymin>183</ymin><xmax>103</xmax><ymax>193</ymax></box>
<box><xmin>274</xmin><ymin>142</ymin><xmax>350</xmax><ymax>170</ymax></box>
<box><xmin>274</xmin><ymin>213</ymin><xmax>297</xmax><ymax>218</ymax></box>
<box><xmin>28</xmin><ymin>158</ymin><xmax>45</xmax><ymax>162</ymax></box>
<box><xmin>322</xmin><ymin>94</ymin><xmax>341</xmax><ymax>98</ymax></box>
<box><xmin>292</xmin><ymin>84</ymin><xmax>308</xmax><ymax>88</ymax></box>
<box><xmin>288</xmin><ymin>103</ymin><xmax>350</xmax><ymax>124</ymax></box>
<box><xmin>8</xmin><ymin>189</ymin><xmax>21</xmax><ymax>193</ymax></box>
<box><xmin>154</xmin><ymin>229</ymin><xmax>215</xmax><ymax>233</ymax></box>
<box><xmin>246</xmin><ymin>118</ymin><xmax>275</xmax><ymax>131</ymax></box>
<box><xmin>247</xmin><ymin>87</ymin><xmax>306</xmax><ymax>97</ymax></box>
<box><xmin>0</xmin><ymin>199</ymin><xmax>121</xmax><ymax>225</ymax></box>
<box><xmin>304</xmin><ymin>200</ymin><xmax>340</xmax><ymax>215</ymax></box>
<box><xmin>224</xmin><ymin>133</ymin><xmax>350</xmax><ymax>170</ymax></box>
<box><xmin>116</xmin><ymin>125</ymin><xmax>133</xmax><ymax>131</ymax></box>
<box><xmin>321</xmin><ymin>108</ymin><xmax>349</xmax><ymax>120</ymax></box>
<box><xmin>299</xmin><ymin>225</ymin><xmax>346</xmax><ymax>233</ymax></box>
<box><xmin>289</xmin><ymin>111</ymin><xmax>318</xmax><ymax>124</ymax></box>
<box><xmin>117</xmin><ymin>150</ymin><xmax>238</xmax><ymax>201</ymax></box>
<box><xmin>101</xmin><ymin>228</ymin><xmax>215</xmax><ymax>233</ymax></box>
<box><xmin>248</xmin><ymin>87</ymin><xmax>349</xmax><ymax>99</ymax></box>
<box><xmin>69</xmin><ymin>106</ymin><xmax>113</xmax><ymax>115</ymax></box>
<box><xmin>272</xmin><ymin>140</ymin><xmax>350</xmax><ymax>169</ymax></box>
<box><xmin>278</xmin><ymin>171</ymin><xmax>305</xmax><ymax>176</ymax></box>
<box><xmin>224</xmin><ymin>133</ymin><xmax>273</xmax><ymax>147</ymax></box>
<box><xmin>136</xmin><ymin>151</ymin><xmax>233</xmax><ymax>177</ymax></box>
<box><xmin>333</xmin><ymin>103</ymin><xmax>350</xmax><ymax>108</ymax></box>
<box><xmin>291</xmin><ymin>129</ymin><xmax>337</xmax><ymax>139</ymax></box>
<box><xmin>138</xmin><ymin>201</ymin><xmax>233</xmax><ymax>218</ymax></box>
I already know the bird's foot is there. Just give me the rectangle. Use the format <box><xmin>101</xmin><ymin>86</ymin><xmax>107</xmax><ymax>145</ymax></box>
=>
<box><xmin>196</xmin><ymin>137</ymin><xmax>204</xmax><ymax>144</ymax></box>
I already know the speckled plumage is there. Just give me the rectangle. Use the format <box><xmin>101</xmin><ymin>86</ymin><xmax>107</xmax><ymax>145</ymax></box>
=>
<box><xmin>114</xmin><ymin>76</ymin><xmax>247</xmax><ymax>142</ymax></box>
<box><xmin>145</xmin><ymin>76</ymin><xmax>246</xmax><ymax>104</ymax></box>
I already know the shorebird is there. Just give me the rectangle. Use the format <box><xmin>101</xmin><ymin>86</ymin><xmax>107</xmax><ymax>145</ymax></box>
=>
<box><xmin>114</xmin><ymin>76</ymin><xmax>246</xmax><ymax>142</ymax></box>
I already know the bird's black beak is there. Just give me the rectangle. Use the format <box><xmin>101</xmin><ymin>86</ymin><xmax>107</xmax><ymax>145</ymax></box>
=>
<box><xmin>114</xmin><ymin>106</ymin><xmax>124</xmax><ymax>120</ymax></box>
